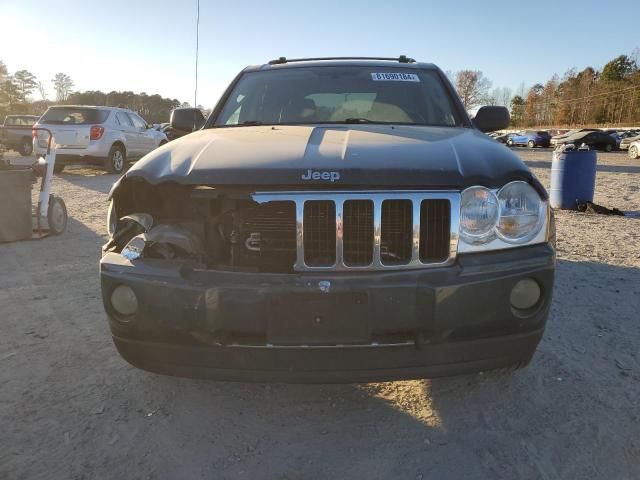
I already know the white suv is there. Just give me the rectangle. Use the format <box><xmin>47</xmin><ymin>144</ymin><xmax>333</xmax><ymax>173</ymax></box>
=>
<box><xmin>33</xmin><ymin>105</ymin><xmax>168</xmax><ymax>173</ymax></box>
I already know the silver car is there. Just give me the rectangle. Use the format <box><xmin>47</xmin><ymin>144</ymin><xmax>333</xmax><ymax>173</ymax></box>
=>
<box><xmin>619</xmin><ymin>133</ymin><xmax>640</xmax><ymax>151</ymax></box>
<box><xmin>33</xmin><ymin>105</ymin><xmax>168</xmax><ymax>173</ymax></box>
<box><xmin>628</xmin><ymin>140</ymin><xmax>640</xmax><ymax>159</ymax></box>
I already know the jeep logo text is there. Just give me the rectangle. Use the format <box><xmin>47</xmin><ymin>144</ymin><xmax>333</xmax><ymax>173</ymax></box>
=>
<box><xmin>301</xmin><ymin>169</ymin><xmax>341</xmax><ymax>182</ymax></box>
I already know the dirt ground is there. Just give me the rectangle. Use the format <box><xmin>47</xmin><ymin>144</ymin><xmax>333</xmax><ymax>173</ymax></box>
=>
<box><xmin>1</xmin><ymin>148</ymin><xmax>639</xmax><ymax>480</ymax></box>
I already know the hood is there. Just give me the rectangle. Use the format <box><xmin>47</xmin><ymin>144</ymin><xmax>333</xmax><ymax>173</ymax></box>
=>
<box><xmin>123</xmin><ymin>125</ymin><xmax>535</xmax><ymax>190</ymax></box>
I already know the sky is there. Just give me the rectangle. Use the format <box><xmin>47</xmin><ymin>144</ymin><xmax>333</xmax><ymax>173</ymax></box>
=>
<box><xmin>1</xmin><ymin>0</ymin><xmax>637</xmax><ymax>108</ymax></box>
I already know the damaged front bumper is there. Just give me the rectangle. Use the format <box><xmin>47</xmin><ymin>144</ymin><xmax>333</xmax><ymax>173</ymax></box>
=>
<box><xmin>100</xmin><ymin>243</ymin><xmax>555</xmax><ymax>383</ymax></box>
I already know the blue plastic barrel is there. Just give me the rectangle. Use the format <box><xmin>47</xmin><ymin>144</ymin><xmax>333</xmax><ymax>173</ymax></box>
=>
<box><xmin>550</xmin><ymin>146</ymin><xmax>597</xmax><ymax>209</ymax></box>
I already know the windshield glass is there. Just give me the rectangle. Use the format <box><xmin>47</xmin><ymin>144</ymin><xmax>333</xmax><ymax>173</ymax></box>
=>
<box><xmin>40</xmin><ymin>107</ymin><xmax>110</xmax><ymax>125</ymax></box>
<box><xmin>214</xmin><ymin>66</ymin><xmax>462</xmax><ymax>127</ymax></box>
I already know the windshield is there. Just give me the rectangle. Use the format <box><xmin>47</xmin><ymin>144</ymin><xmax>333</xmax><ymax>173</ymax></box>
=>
<box><xmin>40</xmin><ymin>107</ymin><xmax>110</xmax><ymax>125</ymax></box>
<box><xmin>214</xmin><ymin>66</ymin><xmax>463</xmax><ymax>127</ymax></box>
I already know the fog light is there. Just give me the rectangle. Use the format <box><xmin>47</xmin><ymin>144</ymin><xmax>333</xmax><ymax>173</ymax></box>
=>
<box><xmin>510</xmin><ymin>278</ymin><xmax>541</xmax><ymax>310</ymax></box>
<box><xmin>110</xmin><ymin>285</ymin><xmax>138</xmax><ymax>317</ymax></box>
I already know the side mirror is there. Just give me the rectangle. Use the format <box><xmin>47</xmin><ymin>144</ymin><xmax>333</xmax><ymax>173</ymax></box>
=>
<box><xmin>170</xmin><ymin>108</ymin><xmax>206</xmax><ymax>133</ymax></box>
<box><xmin>472</xmin><ymin>106</ymin><xmax>510</xmax><ymax>132</ymax></box>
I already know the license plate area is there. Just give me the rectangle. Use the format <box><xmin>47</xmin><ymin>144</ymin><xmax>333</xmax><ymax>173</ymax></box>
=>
<box><xmin>268</xmin><ymin>292</ymin><xmax>369</xmax><ymax>345</ymax></box>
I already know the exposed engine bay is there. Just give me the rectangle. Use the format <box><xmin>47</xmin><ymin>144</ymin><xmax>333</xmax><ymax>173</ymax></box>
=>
<box><xmin>105</xmin><ymin>181</ymin><xmax>298</xmax><ymax>273</ymax></box>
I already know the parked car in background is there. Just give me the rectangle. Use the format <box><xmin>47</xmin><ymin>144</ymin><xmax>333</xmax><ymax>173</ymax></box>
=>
<box><xmin>0</xmin><ymin>114</ymin><xmax>40</xmax><ymax>156</ymax></box>
<box><xmin>160</xmin><ymin>123</ymin><xmax>186</xmax><ymax>141</ymax></box>
<box><xmin>33</xmin><ymin>106</ymin><xmax>168</xmax><ymax>173</ymax></box>
<box><xmin>619</xmin><ymin>133</ymin><xmax>640</xmax><ymax>150</ymax></box>
<box><xmin>628</xmin><ymin>139</ymin><xmax>640</xmax><ymax>159</ymax></box>
<box><xmin>507</xmin><ymin>130</ymin><xmax>551</xmax><ymax>148</ymax></box>
<box><xmin>487</xmin><ymin>131</ymin><xmax>510</xmax><ymax>144</ymax></box>
<box><xmin>557</xmin><ymin>130</ymin><xmax>617</xmax><ymax>151</ymax></box>
<box><xmin>550</xmin><ymin>128</ymin><xmax>598</xmax><ymax>146</ymax></box>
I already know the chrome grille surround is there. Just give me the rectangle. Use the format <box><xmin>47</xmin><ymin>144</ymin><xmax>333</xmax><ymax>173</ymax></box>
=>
<box><xmin>252</xmin><ymin>191</ymin><xmax>460</xmax><ymax>272</ymax></box>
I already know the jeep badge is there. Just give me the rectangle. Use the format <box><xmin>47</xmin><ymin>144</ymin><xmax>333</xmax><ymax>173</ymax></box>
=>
<box><xmin>301</xmin><ymin>169</ymin><xmax>341</xmax><ymax>182</ymax></box>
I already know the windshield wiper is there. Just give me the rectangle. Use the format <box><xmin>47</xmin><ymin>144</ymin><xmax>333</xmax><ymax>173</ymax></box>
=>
<box><xmin>239</xmin><ymin>120</ymin><xmax>263</xmax><ymax>126</ymax></box>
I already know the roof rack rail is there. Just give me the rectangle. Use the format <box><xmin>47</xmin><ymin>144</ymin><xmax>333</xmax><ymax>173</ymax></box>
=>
<box><xmin>268</xmin><ymin>55</ymin><xmax>416</xmax><ymax>65</ymax></box>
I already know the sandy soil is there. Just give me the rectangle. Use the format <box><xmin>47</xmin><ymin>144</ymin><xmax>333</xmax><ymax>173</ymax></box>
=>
<box><xmin>1</xmin><ymin>149</ymin><xmax>639</xmax><ymax>479</ymax></box>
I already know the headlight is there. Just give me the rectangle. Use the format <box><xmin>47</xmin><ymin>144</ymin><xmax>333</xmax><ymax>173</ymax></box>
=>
<box><xmin>460</xmin><ymin>186</ymin><xmax>499</xmax><ymax>244</ymax></box>
<box><xmin>496</xmin><ymin>181</ymin><xmax>544</xmax><ymax>243</ymax></box>
<box><xmin>458</xmin><ymin>182</ymin><xmax>547</xmax><ymax>252</ymax></box>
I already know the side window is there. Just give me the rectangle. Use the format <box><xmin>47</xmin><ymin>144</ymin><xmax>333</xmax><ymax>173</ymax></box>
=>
<box><xmin>5</xmin><ymin>117</ymin><xmax>16</xmax><ymax>126</ymax></box>
<box><xmin>128</xmin><ymin>113</ymin><xmax>147</xmax><ymax>130</ymax></box>
<box><xmin>116</xmin><ymin>112</ymin><xmax>133</xmax><ymax>127</ymax></box>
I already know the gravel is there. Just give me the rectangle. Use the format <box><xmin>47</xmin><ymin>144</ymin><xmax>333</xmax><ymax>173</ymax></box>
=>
<box><xmin>1</xmin><ymin>149</ymin><xmax>639</xmax><ymax>479</ymax></box>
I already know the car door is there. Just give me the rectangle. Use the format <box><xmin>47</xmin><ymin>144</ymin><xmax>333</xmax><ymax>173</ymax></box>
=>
<box><xmin>596</xmin><ymin>132</ymin><xmax>613</xmax><ymax>150</ymax></box>
<box><xmin>115</xmin><ymin>111</ymin><xmax>139</xmax><ymax>157</ymax></box>
<box><xmin>515</xmin><ymin>132</ymin><xmax>525</xmax><ymax>145</ymax></box>
<box><xmin>128</xmin><ymin>113</ymin><xmax>154</xmax><ymax>156</ymax></box>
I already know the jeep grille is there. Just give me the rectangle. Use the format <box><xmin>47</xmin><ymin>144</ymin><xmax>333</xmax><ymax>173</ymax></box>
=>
<box><xmin>252</xmin><ymin>191</ymin><xmax>460</xmax><ymax>271</ymax></box>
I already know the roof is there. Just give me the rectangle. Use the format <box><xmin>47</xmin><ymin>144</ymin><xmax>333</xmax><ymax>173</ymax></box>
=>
<box><xmin>243</xmin><ymin>57</ymin><xmax>437</xmax><ymax>73</ymax></box>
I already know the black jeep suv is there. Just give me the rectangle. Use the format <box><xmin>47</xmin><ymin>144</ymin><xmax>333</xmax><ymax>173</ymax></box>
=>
<box><xmin>101</xmin><ymin>56</ymin><xmax>555</xmax><ymax>382</ymax></box>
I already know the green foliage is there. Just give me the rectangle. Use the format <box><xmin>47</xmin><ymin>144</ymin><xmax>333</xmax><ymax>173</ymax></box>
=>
<box><xmin>511</xmin><ymin>51</ymin><xmax>640</xmax><ymax>127</ymax></box>
<box><xmin>52</xmin><ymin>73</ymin><xmax>74</xmax><ymax>102</ymax></box>
<box><xmin>13</xmin><ymin>70</ymin><xmax>38</xmax><ymax>102</ymax></box>
<box><xmin>66</xmin><ymin>90</ymin><xmax>182</xmax><ymax>124</ymax></box>
<box><xmin>601</xmin><ymin>55</ymin><xmax>637</xmax><ymax>82</ymax></box>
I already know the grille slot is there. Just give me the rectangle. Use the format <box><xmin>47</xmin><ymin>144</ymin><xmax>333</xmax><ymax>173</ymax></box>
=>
<box><xmin>381</xmin><ymin>200</ymin><xmax>413</xmax><ymax>265</ymax></box>
<box><xmin>252</xmin><ymin>191</ymin><xmax>458</xmax><ymax>272</ymax></box>
<box><xmin>343</xmin><ymin>200</ymin><xmax>374</xmax><ymax>266</ymax></box>
<box><xmin>242</xmin><ymin>201</ymin><xmax>296</xmax><ymax>271</ymax></box>
<box><xmin>420</xmin><ymin>199</ymin><xmax>451</xmax><ymax>263</ymax></box>
<box><xmin>303</xmin><ymin>200</ymin><xmax>336</xmax><ymax>266</ymax></box>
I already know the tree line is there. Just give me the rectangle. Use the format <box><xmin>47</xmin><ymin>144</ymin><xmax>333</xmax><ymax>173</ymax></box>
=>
<box><xmin>0</xmin><ymin>60</ymin><xmax>184</xmax><ymax>124</ymax></box>
<box><xmin>2</xmin><ymin>52</ymin><xmax>639</xmax><ymax>128</ymax></box>
<box><xmin>452</xmin><ymin>50</ymin><xmax>640</xmax><ymax>128</ymax></box>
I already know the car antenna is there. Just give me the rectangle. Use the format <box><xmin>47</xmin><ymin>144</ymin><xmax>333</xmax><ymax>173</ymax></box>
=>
<box><xmin>194</xmin><ymin>0</ymin><xmax>200</xmax><ymax>107</ymax></box>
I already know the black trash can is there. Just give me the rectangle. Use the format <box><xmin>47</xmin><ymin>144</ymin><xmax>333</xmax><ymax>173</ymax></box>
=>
<box><xmin>0</xmin><ymin>169</ymin><xmax>33</xmax><ymax>242</ymax></box>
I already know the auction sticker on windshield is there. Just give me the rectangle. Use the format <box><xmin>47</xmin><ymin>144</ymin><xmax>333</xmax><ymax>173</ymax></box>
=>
<box><xmin>371</xmin><ymin>72</ymin><xmax>420</xmax><ymax>82</ymax></box>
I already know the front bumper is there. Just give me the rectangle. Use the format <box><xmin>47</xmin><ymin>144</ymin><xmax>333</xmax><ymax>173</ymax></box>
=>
<box><xmin>100</xmin><ymin>243</ymin><xmax>555</xmax><ymax>382</ymax></box>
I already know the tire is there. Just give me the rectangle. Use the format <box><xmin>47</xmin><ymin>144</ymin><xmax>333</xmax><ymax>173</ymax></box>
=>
<box><xmin>604</xmin><ymin>143</ymin><xmax>613</xmax><ymax>152</ymax></box>
<box><xmin>629</xmin><ymin>145</ymin><xmax>639</xmax><ymax>159</ymax></box>
<box><xmin>53</xmin><ymin>164</ymin><xmax>65</xmax><ymax>174</ymax></box>
<box><xmin>47</xmin><ymin>195</ymin><xmax>68</xmax><ymax>235</ymax></box>
<box><xmin>19</xmin><ymin>137</ymin><xmax>33</xmax><ymax>156</ymax></box>
<box><xmin>105</xmin><ymin>144</ymin><xmax>126</xmax><ymax>174</ymax></box>
<box><xmin>527</xmin><ymin>140</ymin><xmax>535</xmax><ymax>148</ymax></box>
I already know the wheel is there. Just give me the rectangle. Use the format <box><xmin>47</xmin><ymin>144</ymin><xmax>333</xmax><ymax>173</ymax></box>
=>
<box><xmin>19</xmin><ymin>137</ymin><xmax>33</xmax><ymax>156</ymax></box>
<box><xmin>105</xmin><ymin>145</ymin><xmax>126</xmax><ymax>174</ymax></box>
<box><xmin>47</xmin><ymin>195</ymin><xmax>68</xmax><ymax>235</ymax></box>
<box><xmin>507</xmin><ymin>139</ymin><xmax>513</xmax><ymax>146</ymax></box>
<box><xmin>629</xmin><ymin>145</ymin><xmax>639</xmax><ymax>159</ymax></box>
<box><xmin>53</xmin><ymin>164</ymin><xmax>65</xmax><ymax>174</ymax></box>
<box><xmin>604</xmin><ymin>143</ymin><xmax>613</xmax><ymax>152</ymax></box>
<box><xmin>527</xmin><ymin>140</ymin><xmax>535</xmax><ymax>148</ymax></box>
